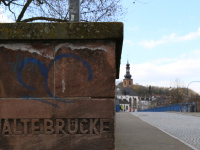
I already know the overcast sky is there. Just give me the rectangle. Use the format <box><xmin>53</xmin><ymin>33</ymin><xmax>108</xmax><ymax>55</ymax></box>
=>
<box><xmin>117</xmin><ymin>0</ymin><xmax>200</xmax><ymax>93</ymax></box>
<box><xmin>1</xmin><ymin>1</ymin><xmax>200</xmax><ymax>93</ymax></box>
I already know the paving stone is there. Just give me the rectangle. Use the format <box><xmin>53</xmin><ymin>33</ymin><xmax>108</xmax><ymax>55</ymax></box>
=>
<box><xmin>132</xmin><ymin>112</ymin><xmax>200</xmax><ymax>150</ymax></box>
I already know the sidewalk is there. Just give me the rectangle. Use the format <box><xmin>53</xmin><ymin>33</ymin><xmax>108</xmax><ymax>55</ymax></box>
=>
<box><xmin>115</xmin><ymin>112</ymin><xmax>193</xmax><ymax>150</ymax></box>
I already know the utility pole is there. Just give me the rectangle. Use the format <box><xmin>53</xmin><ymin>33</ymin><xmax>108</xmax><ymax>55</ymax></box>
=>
<box><xmin>69</xmin><ymin>0</ymin><xmax>80</xmax><ymax>22</ymax></box>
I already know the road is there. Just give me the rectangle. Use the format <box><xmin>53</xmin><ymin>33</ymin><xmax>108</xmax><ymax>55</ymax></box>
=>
<box><xmin>115</xmin><ymin>112</ymin><xmax>195</xmax><ymax>150</ymax></box>
<box><xmin>132</xmin><ymin>112</ymin><xmax>200</xmax><ymax>150</ymax></box>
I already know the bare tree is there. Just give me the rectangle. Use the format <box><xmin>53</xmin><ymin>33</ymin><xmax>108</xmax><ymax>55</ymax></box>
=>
<box><xmin>170</xmin><ymin>78</ymin><xmax>186</xmax><ymax>104</ymax></box>
<box><xmin>0</xmin><ymin>0</ymin><xmax>125</xmax><ymax>22</ymax></box>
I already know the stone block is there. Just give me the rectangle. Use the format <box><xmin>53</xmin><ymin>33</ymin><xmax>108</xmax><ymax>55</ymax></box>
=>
<box><xmin>0</xmin><ymin>98</ymin><xmax>114</xmax><ymax>150</ymax></box>
<box><xmin>0</xmin><ymin>22</ymin><xmax>123</xmax><ymax>150</ymax></box>
<box><xmin>0</xmin><ymin>43</ymin><xmax>54</xmax><ymax>98</ymax></box>
<box><xmin>54</xmin><ymin>41</ymin><xmax>115</xmax><ymax>98</ymax></box>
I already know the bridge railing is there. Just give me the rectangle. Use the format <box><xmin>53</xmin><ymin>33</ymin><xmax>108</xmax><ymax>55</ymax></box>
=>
<box><xmin>116</xmin><ymin>104</ymin><xmax>121</xmax><ymax>112</ymax></box>
<box><xmin>139</xmin><ymin>103</ymin><xmax>196</xmax><ymax>112</ymax></box>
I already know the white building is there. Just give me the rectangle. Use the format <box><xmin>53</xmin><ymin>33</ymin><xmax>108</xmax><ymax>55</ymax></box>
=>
<box><xmin>139</xmin><ymin>97</ymin><xmax>152</xmax><ymax>110</ymax></box>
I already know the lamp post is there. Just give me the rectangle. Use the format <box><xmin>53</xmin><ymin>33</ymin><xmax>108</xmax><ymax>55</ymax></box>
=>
<box><xmin>69</xmin><ymin>0</ymin><xmax>80</xmax><ymax>22</ymax></box>
<box><xmin>187</xmin><ymin>81</ymin><xmax>200</xmax><ymax>103</ymax></box>
<box><xmin>169</xmin><ymin>86</ymin><xmax>172</xmax><ymax>105</ymax></box>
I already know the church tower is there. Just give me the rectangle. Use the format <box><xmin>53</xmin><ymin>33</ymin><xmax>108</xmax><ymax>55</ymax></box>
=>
<box><xmin>123</xmin><ymin>61</ymin><xmax>133</xmax><ymax>87</ymax></box>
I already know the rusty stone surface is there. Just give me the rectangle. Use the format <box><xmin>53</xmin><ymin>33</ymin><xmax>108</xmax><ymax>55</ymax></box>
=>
<box><xmin>0</xmin><ymin>41</ymin><xmax>116</xmax><ymax>149</ymax></box>
<box><xmin>0</xmin><ymin>99</ymin><xmax>114</xmax><ymax>118</ymax></box>
<box><xmin>0</xmin><ymin>43</ymin><xmax>54</xmax><ymax>98</ymax></box>
<box><xmin>0</xmin><ymin>135</ymin><xmax>114</xmax><ymax>150</ymax></box>
<box><xmin>0</xmin><ymin>22</ymin><xmax>121</xmax><ymax>150</ymax></box>
<box><xmin>0</xmin><ymin>98</ymin><xmax>114</xmax><ymax>150</ymax></box>
<box><xmin>0</xmin><ymin>41</ymin><xmax>115</xmax><ymax>98</ymax></box>
<box><xmin>54</xmin><ymin>41</ymin><xmax>115</xmax><ymax>98</ymax></box>
<box><xmin>0</xmin><ymin>22</ymin><xmax>123</xmax><ymax>78</ymax></box>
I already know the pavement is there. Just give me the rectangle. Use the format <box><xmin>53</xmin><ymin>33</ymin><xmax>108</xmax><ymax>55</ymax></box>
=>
<box><xmin>169</xmin><ymin>112</ymin><xmax>200</xmax><ymax>117</ymax></box>
<box><xmin>132</xmin><ymin>112</ymin><xmax>200</xmax><ymax>150</ymax></box>
<box><xmin>115</xmin><ymin>112</ymin><xmax>196</xmax><ymax>150</ymax></box>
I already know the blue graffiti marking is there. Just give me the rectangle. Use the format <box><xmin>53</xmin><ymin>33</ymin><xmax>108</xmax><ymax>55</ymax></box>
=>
<box><xmin>8</xmin><ymin>51</ymin><xmax>39</xmax><ymax>73</ymax></box>
<box><xmin>8</xmin><ymin>51</ymin><xmax>20</xmax><ymax>72</ymax></box>
<box><xmin>48</xmin><ymin>53</ymin><xmax>93</xmax><ymax>81</ymax></box>
<box><xmin>45</xmin><ymin>53</ymin><xmax>93</xmax><ymax>97</ymax></box>
<box><xmin>21</xmin><ymin>96</ymin><xmax>75</xmax><ymax>108</ymax></box>
<box><xmin>17</xmin><ymin>53</ymin><xmax>93</xmax><ymax>107</ymax></box>
<box><xmin>22</xmin><ymin>96</ymin><xmax>59</xmax><ymax>108</ymax></box>
<box><xmin>17</xmin><ymin>58</ymin><xmax>47</xmax><ymax>90</ymax></box>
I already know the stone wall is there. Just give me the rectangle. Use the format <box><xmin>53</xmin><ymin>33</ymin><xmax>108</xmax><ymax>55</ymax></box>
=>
<box><xmin>0</xmin><ymin>23</ymin><xmax>123</xmax><ymax>150</ymax></box>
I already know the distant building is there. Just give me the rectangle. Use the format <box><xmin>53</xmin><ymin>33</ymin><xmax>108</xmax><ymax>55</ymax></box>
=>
<box><xmin>139</xmin><ymin>97</ymin><xmax>152</xmax><ymax>110</ymax></box>
<box><xmin>116</xmin><ymin>61</ymin><xmax>139</xmax><ymax>112</ymax></box>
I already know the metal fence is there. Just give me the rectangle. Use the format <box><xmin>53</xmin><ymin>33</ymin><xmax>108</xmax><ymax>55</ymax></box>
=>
<box><xmin>116</xmin><ymin>105</ymin><xmax>121</xmax><ymax>112</ymax></box>
<box><xmin>139</xmin><ymin>103</ymin><xmax>197</xmax><ymax>112</ymax></box>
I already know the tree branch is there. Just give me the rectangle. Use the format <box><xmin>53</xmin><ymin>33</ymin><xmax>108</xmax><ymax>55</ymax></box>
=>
<box><xmin>17</xmin><ymin>0</ymin><xmax>33</xmax><ymax>22</ymax></box>
<box><xmin>1</xmin><ymin>0</ymin><xmax>11</xmax><ymax>6</ymax></box>
<box><xmin>43</xmin><ymin>0</ymin><xmax>63</xmax><ymax>18</ymax></box>
<box><xmin>8</xmin><ymin>2</ymin><xmax>16</xmax><ymax>20</ymax></box>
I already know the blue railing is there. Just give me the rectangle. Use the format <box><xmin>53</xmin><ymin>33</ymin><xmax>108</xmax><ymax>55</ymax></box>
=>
<box><xmin>116</xmin><ymin>105</ymin><xmax>121</xmax><ymax>112</ymax></box>
<box><xmin>139</xmin><ymin>103</ymin><xmax>196</xmax><ymax>112</ymax></box>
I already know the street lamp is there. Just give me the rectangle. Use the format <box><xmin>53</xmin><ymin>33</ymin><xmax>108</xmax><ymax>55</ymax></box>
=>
<box><xmin>187</xmin><ymin>81</ymin><xmax>200</xmax><ymax>103</ymax></box>
<box><xmin>69</xmin><ymin>0</ymin><xmax>80</xmax><ymax>22</ymax></box>
<box><xmin>169</xmin><ymin>86</ymin><xmax>172</xmax><ymax>105</ymax></box>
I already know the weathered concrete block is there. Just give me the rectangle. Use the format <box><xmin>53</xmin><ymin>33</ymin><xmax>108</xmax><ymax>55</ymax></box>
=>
<box><xmin>0</xmin><ymin>22</ymin><xmax>123</xmax><ymax>150</ymax></box>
